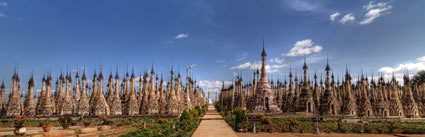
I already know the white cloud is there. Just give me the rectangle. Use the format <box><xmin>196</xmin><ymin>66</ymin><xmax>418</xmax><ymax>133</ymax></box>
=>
<box><xmin>267</xmin><ymin>69</ymin><xmax>280</xmax><ymax>73</ymax></box>
<box><xmin>175</xmin><ymin>33</ymin><xmax>188</xmax><ymax>39</ymax></box>
<box><xmin>71</xmin><ymin>66</ymin><xmax>88</xmax><ymax>73</ymax></box>
<box><xmin>0</xmin><ymin>2</ymin><xmax>7</xmax><ymax>7</ymax></box>
<box><xmin>249</xmin><ymin>61</ymin><xmax>262</xmax><ymax>70</ymax></box>
<box><xmin>286</xmin><ymin>0</ymin><xmax>321</xmax><ymax>12</ymax></box>
<box><xmin>270</xmin><ymin>57</ymin><xmax>285</xmax><ymax>64</ymax></box>
<box><xmin>306</xmin><ymin>54</ymin><xmax>326</xmax><ymax>64</ymax></box>
<box><xmin>233</xmin><ymin>72</ymin><xmax>238</xmax><ymax>77</ymax></box>
<box><xmin>359</xmin><ymin>1</ymin><xmax>392</xmax><ymax>25</ymax></box>
<box><xmin>236</xmin><ymin>52</ymin><xmax>248</xmax><ymax>61</ymax></box>
<box><xmin>379</xmin><ymin>60</ymin><xmax>425</xmax><ymax>74</ymax></box>
<box><xmin>364</xmin><ymin>1</ymin><xmax>389</xmax><ymax>11</ymax></box>
<box><xmin>284</xmin><ymin>39</ymin><xmax>323</xmax><ymax>57</ymax></box>
<box><xmin>271</xmin><ymin>64</ymin><xmax>287</xmax><ymax>69</ymax></box>
<box><xmin>417</xmin><ymin>56</ymin><xmax>425</xmax><ymax>62</ymax></box>
<box><xmin>199</xmin><ymin>80</ymin><xmax>233</xmax><ymax>93</ymax></box>
<box><xmin>378</xmin><ymin>56</ymin><xmax>425</xmax><ymax>83</ymax></box>
<box><xmin>0</xmin><ymin>2</ymin><xmax>8</xmax><ymax>17</ymax></box>
<box><xmin>231</xmin><ymin>62</ymin><xmax>251</xmax><ymax>70</ymax></box>
<box><xmin>330</xmin><ymin>12</ymin><xmax>341</xmax><ymax>22</ymax></box>
<box><xmin>216</xmin><ymin>59</ymin><xmax>226</xmax><ymax>63</ymax></box>
<box><xmin>330</xmin><ymin>1</ymin><xmax>392</xmax><ymax>25</ymax></box>
<box><xmin>231</xmin><ymin>60</ymin><xmax>284</xmax><ymax>73</ymax></box>
<box><xmin>0</xmin><ymin>12</ymin><xmax>6</xmax><ymax>17</ymax></box>
<box><xmin>340</xmin><ymin>13</ymin><xmax>355</xmax><ymax>24</ymax></box>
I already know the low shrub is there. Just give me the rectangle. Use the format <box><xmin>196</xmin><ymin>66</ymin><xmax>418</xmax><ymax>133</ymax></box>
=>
<box><xmin>215</xmin><ymin>103</ymin><xmax>223</xmax><ymax>112</ymax></box>
<box><xmin>233</xmin><ymin>107</ymin><xmax>248</xmax><ymax>130</ymax></box>
<box><xmin>191</xmin><ymin>109</ymin><xmax>199</xmax><ymax>117</ymax></box>
<box><xmin>98</xmin><ymin>115</ymin><xmax>113</xmax><ymax>125</ymax></box>
<box><xmin>288</xmin><ymin>118</ymin><xmax>300</xmax><ymax>129</ymax></box>
<box><xmin>202</xmin><ymin>104</ymin><xmax>208</xmax><ymax>113</ymax></box>
<box><xmin>58</xmin><ymin>115</ymin><xmax>72</xmax><ymax>129</ymax></box>
<box><xmin>260</xmin><ymin>116</ymin><xmax>272</xmax><ymax>125</ymax></box>
<box><xmin>121</xmin><ymin>124</ymin><xmax>175</xmax><ymax>137</ymax></box>
<box><xmin>195</xmin><ymin>106</ymin><xmax>202</xmax><ymax>115</ymax></box>
<box><xmin>180</xmin><ymin>109</ymin><xmax>194</xmax><ymax>131</ymax></box>
<box><xmin>402</xmin><ymin>129</ymin><xmax>425</xmax><ymax>134</ymax></box>
<box><xmin>158</xmin><ymin>118</ymin><xmax>167</xmax><ymax>124</ymax></box>
<box><xmin>351</xmin><ymin>124</ymin><xmax>363</xmax><ymax>133</ymax></box>
<box><xmin>180</xmin><ymin>109</ymin><xmax>193</xmax><ymax>121</ymax></box>
<box><xmin>388</xmin><ymin>121</ymin><xmax>396</xmax><ymax>133</ymax></box>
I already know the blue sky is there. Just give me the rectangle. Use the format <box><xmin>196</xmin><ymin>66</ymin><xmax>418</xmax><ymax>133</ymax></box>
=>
<box><xmin>0</xmin><ymin>0</ymin><xmax>424</xmax><ymax>96</ymax></box>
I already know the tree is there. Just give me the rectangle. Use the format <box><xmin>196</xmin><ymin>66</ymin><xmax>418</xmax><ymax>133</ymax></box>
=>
<box><xmin>412</xmin><ymin>70</ymin><xmax>425</xmax><ymax>84</ymax></box>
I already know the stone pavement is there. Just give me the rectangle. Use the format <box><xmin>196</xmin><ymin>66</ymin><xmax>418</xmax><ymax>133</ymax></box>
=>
<box><xmin>192</xmin><ymin>105</ymin><xmax>238</xmax><ymax>137</ymax></box>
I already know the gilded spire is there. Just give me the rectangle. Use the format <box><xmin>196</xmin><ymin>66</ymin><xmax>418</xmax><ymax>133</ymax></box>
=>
<box><xmin>29</xmin><ymin>72</ymin><xmax>34</xmax><ymax>87</ymax></box>
<box><xmin>98</xmin><ymin>71</ymin><xmax>103</xmax><ymax>80</ymax></box>
<box><xmin>151</xmin><ymin>64</ymin><xmax>155</xmax><ymax>74</ymax></box>
<box><xmin>303</xmin><ymin>56</ymin><xmax>308</xmax><ymax>70</ymax></box>
<box><xmin>82</xmin><ymin>66</ymin><xmax>86</xmax><ymax>80</ymax></box>
<box><xmin>76</xmin><ymin>65</ymin><xmax>80</xmax><ymax>78</ymax></box>
<box><xmin>325</xmin><ymin>56</ymin><xmax>331</xmax><ymax>71</ymax></box>
<box><xmin>115</xmin><ymin>67</ymin><xmax>119</xmax><ymax>79</ymax></box>
<box><xmin>1</xmin><ymin>80</ymin><xmax>4</xmax><ymax>89</ymax></box>
<box><xmin>261</xmin><ymin>39</ymin><xmax>267</xmax><ymax>57</ymax></box>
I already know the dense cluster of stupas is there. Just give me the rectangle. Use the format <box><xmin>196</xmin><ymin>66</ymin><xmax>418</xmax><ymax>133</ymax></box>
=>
<box><xmin>0</xmin><ymin>66</ymin><xmax>206</xmax><ymax>117</ymax></box>
<box><xmin>220</xmin><ymin>45</ymin><xmax>425</xmax><ymax>118</ymax></box>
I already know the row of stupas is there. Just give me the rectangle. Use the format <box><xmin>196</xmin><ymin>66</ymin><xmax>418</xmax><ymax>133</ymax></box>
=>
<box><xmin>220</xmin><ymin>45</ymin><xmax>425</xmax><ymax>118</ymax></box>
<box><xmin>0</xmin><ymin>66</ymin><xmax>206</xmax><ymax>117</ymax></box>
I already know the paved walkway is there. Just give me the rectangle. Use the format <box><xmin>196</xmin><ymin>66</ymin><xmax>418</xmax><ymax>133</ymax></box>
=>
<box><xmin>192</xmin><ymin>105</ymin><xmax>238</xmax><ymax>137</ymax></box>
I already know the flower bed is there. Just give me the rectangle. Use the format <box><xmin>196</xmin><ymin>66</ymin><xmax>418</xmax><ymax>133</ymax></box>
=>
<box><xmin>120</xmin><ymin>106</ymin><xmax>204</xmax><ymax>137</ymax></box>
<box><xmin>225</xmin><ymin>117</ymin><xmax>425</xmax><ymax>134</ymax></box>
<box><xmin>120</xmin><ymin>117</ymin><xmax>200</xmax><ymax>137</ymax></box>
<box><xmin>214</xmin><ymin>103</ymin><xmax>425</xmax><ymax>135</ymax></box>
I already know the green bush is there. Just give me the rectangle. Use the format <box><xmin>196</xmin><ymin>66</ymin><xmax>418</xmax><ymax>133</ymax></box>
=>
<box><xmin>191</xmin><ymin>109</ymin><xmax>199</xmax><ymax>117</ymax></box>
<box><xmin>175</xmin><ymin>132</ymin><xmax>188</xmax><ymax>137</ymax></box>
<box><xmin>402</xmin><ymin>129</ymin><xmax>425</xmax><ymax>134</ymax></box>
<box><xmin>215</xmin><ymin>103</ymin><xmax>223</xmax><ymax>112</ymax></box>
<box><xmin>388</xmin><ymin>121</ymin><xmax>396</xmax><ymax>133</ymax></box>
<box><xmin>120</xmin><ymin>123</ymin><xmax>175</xmax><ymax>137</ymax></box>
<box><xmin>180</xmin><ymin>109</ymin><xmax>193</xmax><ymax>122</ymax></box>
<box><xmin>195</xmin><ymin>106</ymin><xmax>202</xmax><ymax>113</ymax></box>
<box><xmin>288</xmin><ymin>118</ymin><xmax>300</xmax><ymax>132</ymax></box>
<box><xmin>202</xmin><ymin>104</ymin><xmax>208</xmax><ymax>113</ymax></box>
<box><xmin>233</xmin><ymin>107</ymin><xmax>248</xmax><ymax>129</ymax></box>
<box><xmin>121</xmin><ymin>115</ymin><xmax>200</xmax><ymax>137</ymax></box>
<box><xmin>350</xmin><ymin>124</ymin><xmax>363</xmax><ymax>133</ymax></box>
<box><xmin>260</xmin><ymin>116</ymin><xmax>272</xmax><ymax>125</ymax></box>
<box><xmin>180</xmin><ymin>109</ymin><xmax>194</xmax><ymax>131</ymax></box>
<box><xmin>224</xmin><ymin>109</ymin><xmax>231</xmax><ymax>117</ymax></box>
<box><xmin>158</xmin><ymin>118</ymin><xmax>167</xmax><ymax>124</ymax></box>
